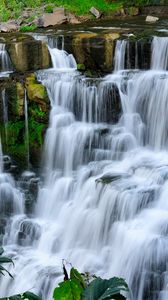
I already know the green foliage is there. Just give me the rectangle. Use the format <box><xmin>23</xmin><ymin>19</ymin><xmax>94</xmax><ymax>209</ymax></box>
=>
<box><xmin>0</xmin><ymin>248</ymin><xmax>128</xmax><ymax>300</ymax></box>
<box><xmin>0</xmin><ymin>0</ymin><xmax>166</xmax><ymax>21</ymax></box>
<box><xmin>45</xmin><ymin>5</ymin><xmax>54</xmax><ymax>13</ymax></box>
<box><xmin>20</xmin><ymin>25</ymin><xmax>37</xmax><ymax>32</ymax></box>
<box><xmin>82</xmin><ymin>277</ymin><xmax>128</xmax><ymax>300</ymax></box>
<box><xmin>53</xmin><ymin>265</ymin><xmax>128</xmax><ymax>300</ymax></box>
<box><xmin>1</xmin><ymin>291</ymin><xmax>41</xmax><ymax>300</ymax></box>
<box><xmin>0</xmin><ymin>248</ymin><xmax>41</xmax><ymax>300</ymax></box>
<box><xmin>28</xmin><ymin>118</ymin><xmax>45</xmax><ymax>147</ymax></box>
<box><xmin>6</xmin><ymin>121</ymin><xmax>24</xmax><ymax>146</ymax></box>
<box><xmin>77</xmin><ymin>64</ymin><xmax>86</xmax><ymax>71</ymax></box>
<box><xmin>53</xmin><ymin>279</ymin><xmax>83</xmax><ymax>300</ymax></box>
<box><xmin>0</xmin><ymin>247</ymin><xmax>13</xmax><ymax>278</ymax></box>
<box><xmin>48</xmin><ymin>0</ymin><xmax>122</xmax><ymax>15</ymax></box>
<box><xmin>70</xmin><ymin>268</ymin><xmax>86</xmax><ymax>289</ymax></box>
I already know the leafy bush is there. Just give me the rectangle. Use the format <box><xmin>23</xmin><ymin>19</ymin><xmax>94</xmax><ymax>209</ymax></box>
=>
<box><xmin>53</xmin><ymin>264</ymin><xmax>129</xmax><ymax>300</ymax></box>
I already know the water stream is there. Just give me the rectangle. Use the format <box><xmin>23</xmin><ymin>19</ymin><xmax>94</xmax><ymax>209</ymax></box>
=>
<box><xmin>1</xmin><ymin>35</ymin><xmax>168</xmax><ymax>300</ymax></box>
<box><xmin>1</xmin><ymin>89</ymin><xmax>8</xmax><ymax>146</ymax></box>
<box><xmin>24</xmin><ymin>90</ymin><xmax>30</xmax><ymax>170</ymax></box>
<box><xmin>0</xmin><ymin>43</ymin><xmax>13</xmax><ymax>76</ymax></box>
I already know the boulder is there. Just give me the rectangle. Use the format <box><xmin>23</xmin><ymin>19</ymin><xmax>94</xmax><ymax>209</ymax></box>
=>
<box><xmin>89</xmin><ymin>7</ymin><xmax>102</xmax><ymax>18</ymax></box>
<box><xmin>36</xmin><ymin>8</ymin><xmax>67</xmax><ymax>27</ymax></box>
<box><xmin>146</xmin><ymin>15</ymin><xmax>159</xmax><ymax>22</ymax></box>
<box><xmin>67</xmin><ymin>13</ymin><xmax>81</xmax><ymax>24</ymax></box>
<box><xmin>0</xmin><ymin>21</ymin><xmax>18</xmax><ymax>32</ymax></box>
<box><xmin>25</xmin><ymin>74</ymin><xmax>48</xmax><ymax>108</ymax></box>
<box><xmin>7</xmin><ymin>39</ymin><xmax>51</xmax><ymax>72</ymax></box>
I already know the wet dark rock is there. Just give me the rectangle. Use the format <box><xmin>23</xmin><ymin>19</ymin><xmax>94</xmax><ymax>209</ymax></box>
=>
<box><xmin>3</xmin><ymin>155</ymin><xmax>12</xmax><ymax>171</ymax></box>
<box><xmin>140</xmin><ymin>5</ymin><xmax>168</xmax><ymax>16</ymax></box>
<box><xmin>17</xmin><ymin>219</ymin><xmax>41</xmax><ymax>246</ymax></box>
<box><xmin>100</xmin><ymin>82</ymin><xmax>122</xmax><ymax>123</ymax></box>
<box><xmin>7</xmin><ymin>38</ymin><xmax>51</xmax><ymax>72</ymax></box>
<box><xmin>64</xmin><ymin>32</ymin><xmax>120</xmax><ymax>73</ymax></box>
<box><xmin>20</xmin><ymin>171</ymin><xmax>36</xmax><ymax>188</ymax></box>
<box><xmin>96</xmin><ymin>174</ymin><xmax>121</xmax><ymax>184</ymax></box>
<box><xmin>0</xmin><ymin>218</ymin><xmax>7</xmax><ymax>236</ymax></box>
<box><xmin>20</xmin><ymin>172</ymin><xmax>39</xmax><ymax>213</ymax></box>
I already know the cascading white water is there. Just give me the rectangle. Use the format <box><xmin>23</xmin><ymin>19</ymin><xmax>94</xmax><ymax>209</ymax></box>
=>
<box><xmin>0</xmin><ymin>138</ymin><xmax>3</xmax><ymax>173</ymax></box>
<box><xmin>2</xmin><ymin>35</ymin><xmax>168</xmax><ymax>300</ymax></box>
<box><xmin>0</xmin><ymin>44</ymin><xmax>13</xmax><ymax>75</ymax></box>
<box><xmin>114</xmin><ymin>40</ymin><xmax>128</xmax><ymax>71</ymax></box>
<box><xmin>2</xmin><ymin>89</ymin><xmax>8</xmax><ymax>145</ymax></box>
<box><xmin>151</xmin><ymin>37</ymin><xmax>168</xmax><ymax>70</ymax></box>
<box><xmin>24</xmin><ymin>90</ymin><xmax>30</xmax><ymax>169</ymax></box>
<box><xmin>33</xmin><ymin>34</ymin><xmax>77</xmax><ymax>70</ymax></box>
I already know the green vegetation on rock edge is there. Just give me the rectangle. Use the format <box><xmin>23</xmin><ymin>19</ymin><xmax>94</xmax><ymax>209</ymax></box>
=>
<box><xmin>0</xmin><ymin>0</ymin><xmax>166</xmax><ymax>21</ymax></box>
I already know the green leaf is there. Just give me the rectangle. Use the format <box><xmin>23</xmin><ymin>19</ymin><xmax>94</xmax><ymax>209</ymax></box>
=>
<box><xmin>0</xmin><ymin>292</ymin><xmax>41</xmax><ymax>300</ymax></box>
<box><xmin>0</xmin><ymin>247</ymin><xmax>4</xmax><ymax>256</ymax></box>
<box><xmin>23</xmin><ymin>291</ymin><xmax>41</xmax><ymax>300</ymax></box>
<box><xmin>0</xmin><ymin>256</ymin><xmax>14</xmax><ymax>265</ymax></box>
<box><xmin>53</xmin><ymin>278</ymin><xmax>83</xmax><ymax>300</ymax></box>
<box><xmin>70</xmin><ymin>268</ymin><xmax>86</xmax><ymax>288</ymax></box>
<box><xmin>8</xmin><ymin>296</ymin><xmax>22</xmax><ymax>300</ymax></box>
<box><xmin>81</xmin><ymin>277</ymin><xmax>128</xmax><ymax>300</ymax></box>
<box><xmin>0</xmin><ymin>265</ymin><xmax>13</xmax><ymax>278</ymax></box>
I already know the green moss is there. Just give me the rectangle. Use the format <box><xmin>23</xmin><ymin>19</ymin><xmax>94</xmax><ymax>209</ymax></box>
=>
<box><xmin>20</xmin><ymin>25</ymin><xmax>37</xmax><ymax>32</ymax></box>
<box><xmin>77</xmin><ymin>64</ymin><xmax>86</xmax><ymax>71</ymax></box>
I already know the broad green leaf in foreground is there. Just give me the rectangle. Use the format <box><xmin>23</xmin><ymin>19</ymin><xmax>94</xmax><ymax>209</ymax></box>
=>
<box><xmin>53</xmin><ymin>278</ymin><xmax>83</xmax><ymax>300</ymax></box>
<box><xmin>82</xmin><ymin>277</ymin><xmax>129</xmax><ymax>300</ymax></box>
<box><xmin>0</xmin><ymin>291</ymin><xmax>41</xmax><ymax>300</ymax></box>
<box><xmin>70</xmin><ymin>268</ymin><xmax>86</xmax><ymax>288</ymax></box>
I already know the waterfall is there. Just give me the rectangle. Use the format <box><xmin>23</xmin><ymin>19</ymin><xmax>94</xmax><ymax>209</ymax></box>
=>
<box><xmin>151</xmin><ymin>37</ymin><xmax>168</xmax><ymax>70</ymax></box>
<box><xmin>0</xmin><ymin>44</ymin><xmax>13</xmax><ymax>74</ymax></box>
<box><xmin>114</xmin><ymin>40</ymin><xmax>127</xmax><ymax>71</ymax></box>
<box><xmin>32</xmin><ymin>34</ymin><xmax>77</xmax><ymax>70</ymax></box>
<box><xmin>2</xmin><ymin>34</ymin><xmax>168</xmax><ymax>300</ymax></box>
<box><xmin>2</xmin><ymin>89</ymin><xmax>8</xmax><ymax>145</ymax></box>
<box><xmin>0</xmin><ymin>138</ymin><xmax>3</xmax><ymax>173</ymax></box>
<box><xmin>24</xmin><ymin>90</ymin><xmax>30</xmax><ymax>169</ymax></box>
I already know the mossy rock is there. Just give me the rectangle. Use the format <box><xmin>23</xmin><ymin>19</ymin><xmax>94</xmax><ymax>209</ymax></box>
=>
<box><xmin>26</xmin><ymin>74</ymin><xmax>49</xmax><ymax>111</ymax></box>
<box><xmin>27</xmin><ymin>83</ymin><xmax>47</xmax><ymax>102</ymax></box>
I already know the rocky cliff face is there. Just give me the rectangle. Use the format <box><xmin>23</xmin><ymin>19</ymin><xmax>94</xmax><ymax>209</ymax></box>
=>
<box><xmin>0</xmin><ymin>29</ymin><xmax>156</xmax><ymax>169</ymax></box>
